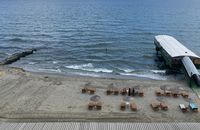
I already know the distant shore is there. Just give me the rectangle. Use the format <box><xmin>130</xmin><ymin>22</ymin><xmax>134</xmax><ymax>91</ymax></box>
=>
<box><xmin>0</xmin><ymin>66</ymin><xmax>199</xmax><ymax>122</ymax></box>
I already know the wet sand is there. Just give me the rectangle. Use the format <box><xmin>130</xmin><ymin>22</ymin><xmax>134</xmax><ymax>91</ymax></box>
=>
<box><xmin>0</xmin><ymin>66</ymin><xmax>199</xmax><ymax>122</ymax></box>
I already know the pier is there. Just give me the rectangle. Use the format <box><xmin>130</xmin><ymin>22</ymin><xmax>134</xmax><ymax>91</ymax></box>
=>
<box><xmin>154</xmin><ymin>35</ymin><xmax>200</xmax><ymax>89</ymax></box>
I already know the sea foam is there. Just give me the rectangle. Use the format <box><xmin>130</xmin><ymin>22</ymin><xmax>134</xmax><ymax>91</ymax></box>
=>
<box><xmin>65</xmin><ymin>63</ymin><xmax>113</xmax><ymax>73</ymax></box>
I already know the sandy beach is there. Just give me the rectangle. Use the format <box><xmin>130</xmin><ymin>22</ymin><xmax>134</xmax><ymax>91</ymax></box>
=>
<box><xmin>0</xmin><ymin>66</ymin><xmax>199</xmax><ymax>122</ymax></box>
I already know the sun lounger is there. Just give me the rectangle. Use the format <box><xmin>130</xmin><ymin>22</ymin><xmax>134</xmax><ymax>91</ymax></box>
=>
<box><xmin>181</xmin><ymin>91</ymin><xmax>189</xmax><ymax>98</ymax></box>
<box><xmin>151</xmin><ymin>101</ymin><xmax>160</xmax><ymax>111</ymax></box>
<box><xmin>155</xmin><ymin>89</ymin><xmax>163</xmax><ymax>96</ymax></box>
<box><xmin>179</xmin><ymin>104</ymin><xmax>188</xmax><ymax>112</ymax></box>
<box><xmin>120</xmin><ymin>102</ymin><xmax>126</xmax><ymax>111</ymax></box>
<box><xmin>88</xmin><ymin>102</ymin><xmax>95</xmax><ymax>110</ymax></box>
<box><xmin>106</xmin><ymin>88</ymin><xmax>119</xmax><ymax>95</ymax></box>
<box><xmin>171</xmin><ymin>91</ymin><xmax>179</xmax><ymax>98</ymax></box>
<box><xmin>130</xmin><ymin>102</ymin><xmax>137</xmax><ymax>111</ymax></box>
<box><xmin>106</xmin><ymin>89</ymin><xmax>112</xmax><ymax>95</ymax></box>
<box><xmin>189</xmin><ymin>102</ymin><xmax>198</xmax><ymax>112</ymax></box>
<box><xmin>138</xmin><ymin>89</ymin><xmax>144</xmax><ymax>97</ymax></box>
<box><xmin>121</xmin><ymin>88</ymin><xmax>128</xmax><ymax>95</ymax></box>
<box><xmin>160</xmin><ymin>102</ymin><xmax>168</xmax><ymax>110</ymax></box>
<box><xmin>165</xmin><ymin>90</ymin><xmax>171</xmax><ymax>96</ymax></box>
<box><xmin>82</xmin><ymin>87</ymin><xmax>96</xmax><ymax>94</ymax></box>
<box><xmin>82</xmin><ymin>88</ymin><xmax>87</xmax><ymax>93</ymax></box>
<box><xmin>113</xmin><ymin>88</ymin><xmax>119</xmax><ymax>95</ymax></box>
<box><xmin>88</xmin><ymin>101</ymin><xmax>102</xmax><ymax>110</ymax></box>
<box><xmin>96</xmin><ymin>101</ymin><xmax>102</xmax><ymax>110</ymax></box>
<box><xmin>88</xmin><ymin>87</ymin><xmax>96</xmax><ymax>94</ymax></box>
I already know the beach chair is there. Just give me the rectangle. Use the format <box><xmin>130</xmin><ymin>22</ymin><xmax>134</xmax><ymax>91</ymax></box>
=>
<box><xmin>106</xmin><ymin>89</ymin><xmax>112</xmax><ymax>95</ymax></box>
<box><xmin>106</xmin><ymin>88</ymin><xmax>119</xmax><ymax>95</ymax></box>
<box><xmin>160</xmin><ymin>102</ymin><xmax>168</xmax><ymax>111</ymax></box>
<box><xmin>113</xmin><ymin>88</ymin><xmax>119</xmax><ymax>95</ymax></box>
<box><xmin>164</xmin><ymin>90</ymin><xmax>171</xmax><ymax>96</ymax></box>
<box><xmin>88</xmin><ymin>102</ymin><xmax>95</xmax><ymax>110</ymax></box>
<box><xmin>120</xmin><ymin>88</ymin><xmax>128</xmax><ymax>95</ymax></box>
<box><xmin>189</xmin><ymin>102</ymin><xmax>198</xmax><ymax>112</ymax></box>
<box><xmin>151</xmin><ymin>101</ymin><xmax>160</xmax><ymax>111</ymax></box>
<box><xmin>120</xmin><ymin>102</ymin><xmax>126</xmax><ymax>111</ymax></box>
<box><xmin>130</xmin><ymin>102</ymin><xmax>137</xmax><ymax>111</ymax></box>
<box><xmin>179</xmin><ymin>104</ymin><xmax>188</xmax><ymax>112</ymax></box>
<box><xmin>88</xmin><ymin>87</ymin><xmax>96</xmax><ymax>94</ymax></box>
<box><xmin>171</xmin><ymin>91</ymin><xmax>179</xmax><ymax>98</ymax></box>
<box><xmin>82</xmin><ymin>87</ymin><xmax>96</xmax><ymax>94</ymax></box>
<box><xmin>82</xmin><ymin>88</ymin><xmax>87</xmax><ymax>93</ymax></box>
<box><xmin>138</xmin><ymin>89</ymin><xmax>144</xmax><ymax>97</ymax></box>
<box><xmin>96</xmin><ymin>101</ymin><xmax>102</xmax><ymax>110</ymax></box>
<box><xmin>155</xmin><ymin>89</ymin><xmax>163</xmax><ymax>96</ymax></box>
<box><xmin>181</xmin><ymin>91</ymin><xmax>189</xmax><ymax>98</ymax></box>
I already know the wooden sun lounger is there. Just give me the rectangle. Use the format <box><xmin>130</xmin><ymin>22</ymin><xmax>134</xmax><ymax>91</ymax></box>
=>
<box><xmin>151</xmin><ymin>101</ymin><xmax>160</xmax><ymax>111</ymax></box>
<box><xmin>160</xmin><ymin>102</ymin><xmax>168</xmax><ymax>110</ymax></box>
<box><xmin>113</xmin><ymin>88</ymin><xmax>119</xmax><ymax>95</ymax></box>
<box><xmin>106</xmin><ymin>89</ymin><xmax>112</xmax><ymax>95</ymax></box>
<box><xmin>88</xmin><ymin>102</ymin><xmax>95</xmax><ymax>110</ymax></box>
<box><xmin>171</xmin><ymin>91</ymin><xmax>179</xmax><ymax>98</ymax></box>
<box><xmin>82</xmin><ymin>88</ymin><xmax>87</xmax><ymax>93</ymax></box>
<box><xmin>120</xmin><ymin>88</ymin><xmax>128</xmax><ymax>95</ymax></box>
<box><xmin>164</xmin><ymin>90</ymin><xmax>171</xmax><ymax>96</ymax></box>
<box><xmin>88</xmin><ymin>101</ymin><xmax>102</xmax><ymax>110</ymax></box>
<box><xmin>130</xmin><ymin>102</ymin><xmax>137</xmax><ymax>111</ymax></box>
<box><xmin>181</xmin><ymin>91</ymin><xmax>189</xmax><ymax>98</ymax></box>
<box><xmin>120</xmin><ymin>102</ymin><xmax>126</xmax><ymax>111</ymax></box>
<box><xmin>82</xmin><ymin>87</ymin><xmax>96</xmax><ymax>94</ymax></box>
<box><xmin>155</xmin><ymin>89</ymin><xmax>163</xmax><ymax>96</ymax></box>
<box><xmin>88</xmin><ymin>87</ymin><xmax>96</xmax><ymax>94</ymax></box>
<box><xmin>138</xmin><ymin>89</ymin><xmax>144</xmax><ymax>97</ymax></box>
<box><xmin>155</xmin><ymin>89</ymin><xmax>164</xmax><ymax>96</ymax></box>
<box><xmin>107</xmin><ymin>88</ymin><xmax>119</xmax><ymax>95</ymax></box>
<box><xmin>96</xmin><ymin>101</ymin><xmax>102</xmax><ymax>110</ymax></box>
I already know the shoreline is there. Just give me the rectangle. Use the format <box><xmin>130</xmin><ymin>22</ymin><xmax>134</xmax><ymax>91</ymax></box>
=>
<box><xmin>7</xmin><ymin>65</ymin><xmax>183</xmax><ymax>81</ymax></box>
<box><xmin>0</xmin><ymin>66</ymin><xmax>200</xmax><ymax>122</ymax></box>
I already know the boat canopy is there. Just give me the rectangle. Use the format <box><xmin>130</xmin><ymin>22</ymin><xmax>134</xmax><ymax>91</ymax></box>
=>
<box><xmin>154</xmin><ymin>35</ymin><xmax>200</xmax><ymax>59</ymax></box>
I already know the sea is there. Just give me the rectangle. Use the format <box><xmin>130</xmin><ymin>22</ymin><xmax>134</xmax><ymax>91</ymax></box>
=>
<box><xmin>0</xmin><ymin>0</ymin><xmax>200</xmax><ymax>80</ymax></box>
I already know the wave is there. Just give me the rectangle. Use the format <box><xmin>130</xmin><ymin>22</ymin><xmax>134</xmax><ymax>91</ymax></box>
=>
<box><xmin>150</xmin><ymin>70</ymin><xmax>166</xmax><ymax>74</ymax></box>
<box><xmin>71</xmin><ymin>72</ymin><xmax>101</xmax><ymax>77</ymax></box>
<box><xmin>64</xmin><ymin>63</ymin><xmax>167</xmax><ymax>80</ymax></box>
<box><xmin>65</xmin><ymin>63</ymin><xmax>113</xmax><ymax>73</ymax></box>
<box><xmin>28</xmin><ymin>62</ymin><xmax>36</xmax><ymax>65</ymax></box>
<box><xmin>66</xmin><ymin>63</ymin><xmax>93</xmax><ymax>69</ymax></box>
<box><xmin>119</xmin><ymin>72</ymin><xmax>167</xmax><ymax>80</ymax></box>
<box><xmin>53</xmin><ymin>61</ymin><xmax>58</xmax><ymax>64</ymax></box>
<box><xmin>38</xmin><ymin>68</ymin><xmax>62</xmax><ymax>73</ymax></box>
<box><xmin>117</xmin><ymin>68</ymin><xmax>135</xmax><ymax>73</ymax></box>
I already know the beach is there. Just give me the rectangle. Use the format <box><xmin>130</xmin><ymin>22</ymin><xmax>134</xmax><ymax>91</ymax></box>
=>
<box><xmin>0</xmin><ymin>66</ymin><xmax>199</xmax><ymax>122</ymax></box>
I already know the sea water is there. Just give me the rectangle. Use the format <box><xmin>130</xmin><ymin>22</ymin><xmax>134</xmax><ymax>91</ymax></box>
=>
<box><xmin>0</xmin><ymin>0</ymin><xmax>200</xmax><ymax>80</ymax></box>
